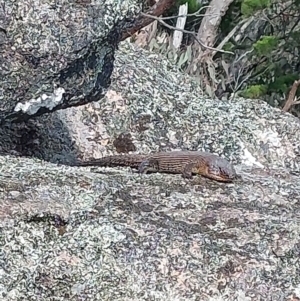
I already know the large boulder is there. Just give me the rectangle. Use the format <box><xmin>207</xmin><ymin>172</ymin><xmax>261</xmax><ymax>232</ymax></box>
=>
<box><xmin>0</xmin><ymin>0</ymin><xmax>141</xmax><ymax>123</ymax></box>
<box><xmin>1</xmin><ymin>22</ymin><xmax>300</xmax><ymax>301</ymax></box>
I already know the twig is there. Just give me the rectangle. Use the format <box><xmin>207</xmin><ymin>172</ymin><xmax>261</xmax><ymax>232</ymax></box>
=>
<box><xmin>212</xmin><ymin>18</ymin><xmax>252</xmax><ymax>58</ymax></box>
<box><xmin>121</xmin><ymin>0</ymin><xmax>176</xmax><ymax>41</ymax></box>
<box><xmin>282</xmin><ymin>79</ymin><xmax>300</xmax><ymax>112</ymax></box>
<box><xmin>141</xmin><ymin>12</ymin><xmax>234</xmax><ymax>54</ymax></box>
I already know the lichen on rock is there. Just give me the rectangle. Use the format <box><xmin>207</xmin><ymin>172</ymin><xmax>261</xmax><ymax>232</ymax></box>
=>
<box><xmin>0</xmin><ymin>5</ymin><xmax>300</xmax><ymax>301</ymax></box>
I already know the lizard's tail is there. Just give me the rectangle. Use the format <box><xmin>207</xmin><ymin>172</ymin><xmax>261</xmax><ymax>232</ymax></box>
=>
<box><xmin>71</xmin><ymin>154</ymin><xmax>147</xmax><ymax>169</ymax></box>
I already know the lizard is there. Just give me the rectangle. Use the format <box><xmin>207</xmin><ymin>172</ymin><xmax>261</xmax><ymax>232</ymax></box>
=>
<box><xmin>71</xmin><ymin>151</ymin><xmax>237</xmax><ymax>182</ymax></box>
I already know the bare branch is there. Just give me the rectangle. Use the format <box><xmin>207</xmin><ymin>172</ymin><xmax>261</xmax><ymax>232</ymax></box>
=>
<box><xmin>196</xmin><ymin>0</ymin><xmax>234</xmax><ymax>49</ymax></box>
<box><xmin>121</xmin><ymin>0</ymin><xmax>176</xmax><ymax>41</ymax></box>
<box><xmin>152</xmin><ymin>5</ymin><xmax>211</xmax><ymax>20</ymax></box>
<box><xmin>172</xmin><ymin>3</ymin><xmax>188</xmax><ymax>49</ymax></box>
<box><xmin>141</xmin><ymin>12</ymin><xmax>234</xmax><ymax>54</ymax></box>
<box><xmin>282</xmin><ymin>79</ymin><xmax>300</xmax><ymax>112</ymax></box>
<box><xmin>213</xmin><ymin>17</ymin><xmax>253</xmax><ymax>58</ymax></box>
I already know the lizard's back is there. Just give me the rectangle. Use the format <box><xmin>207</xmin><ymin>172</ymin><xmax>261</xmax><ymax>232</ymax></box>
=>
<box><xmin>72</xmin><ymin>151</ymin><xmax>236</xmax><ymax>182</ymax></box>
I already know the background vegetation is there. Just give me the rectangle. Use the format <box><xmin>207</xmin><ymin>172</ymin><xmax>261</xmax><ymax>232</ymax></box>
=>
<box><xmin>133</xmin><ymin>0</ymin><xmax>300</xmax><ymax>116</ymax></box>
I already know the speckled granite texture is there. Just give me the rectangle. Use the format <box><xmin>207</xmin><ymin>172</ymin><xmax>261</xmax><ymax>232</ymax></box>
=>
<box><xmin>0</xmin><ymin>41</ymin><xmax>300</xmax><ymax>300</ymax></box>
<box><xmin>0</xmin><ymin>0</ymin><xmax>141</xmax><ymax>123</ymax></box>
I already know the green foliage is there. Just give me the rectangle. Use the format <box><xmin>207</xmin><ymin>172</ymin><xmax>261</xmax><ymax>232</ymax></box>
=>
<box><xmin>241</xmin><ymin>0</ymin><xmax>271</xmax><ymax>16</ymax></box>
<box><xmin>268</xmin><ymin>74</ymin><xmax>299</xmax><ymax>94</ymax></box>
<box><xmin>241</xmin><ymin>75</ymin><xmax>299</xmax><ymax>99</ymax></box>
<box><xmin>153</xmin><ymin>0</ymin><xmax>300</xmax><ymax>115</ymax></box>
<box><xmin>223</xmin><ymin>42</ymin><xmax>234</xmax><ymax>52</ymax></box>
<box><xmin>240</xmin><ymin>85</ymin><xmax>267</xmax><ymax>98</ymax></box>
<box><xmin>253</xmin><ymin>36</ymin><xmax>279</xmax><ymax>56</ymax></box>
<box><xmin>177</xmin><ymin>0</ymin><xmax>202</xmax><ymax>13</ymax></box>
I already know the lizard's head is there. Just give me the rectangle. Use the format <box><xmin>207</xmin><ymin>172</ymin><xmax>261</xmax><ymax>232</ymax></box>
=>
<box><xmin>206</xmin><ymin>157</ymin><xmax>237</xmax><ymax>182</ymax></box>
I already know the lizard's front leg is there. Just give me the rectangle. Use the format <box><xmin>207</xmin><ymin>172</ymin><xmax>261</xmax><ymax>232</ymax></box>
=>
<box><xmin>182</xmin><ymin>162</ymin><xmax>195</xmax><ymax>179</ymax></box>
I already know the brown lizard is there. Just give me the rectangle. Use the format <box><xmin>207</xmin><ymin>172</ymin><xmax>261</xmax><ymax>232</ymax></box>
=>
<box><xmin>72</xmin><ymin>151</ymin><xmax>237</xmax><ymax>182</ymax></box>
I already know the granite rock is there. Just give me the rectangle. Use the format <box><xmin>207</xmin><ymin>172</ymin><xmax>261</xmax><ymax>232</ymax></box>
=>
<box><xmin>0</xmin><ymin>41</ymin><xmax>300</xmax><ymax>300</ymax></box>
